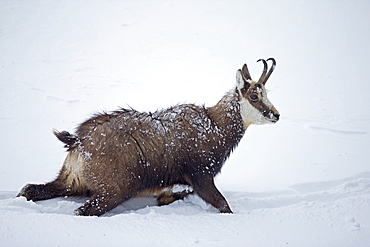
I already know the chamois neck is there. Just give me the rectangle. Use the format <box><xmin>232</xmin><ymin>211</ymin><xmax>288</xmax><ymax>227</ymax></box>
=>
<box><xmin>207</xmin><ymin>89</ymin><xmax>247</xmax><ymax>135</ymax></box>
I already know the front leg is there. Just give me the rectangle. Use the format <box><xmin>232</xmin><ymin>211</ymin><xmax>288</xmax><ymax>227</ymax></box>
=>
<box><xmin>189</xmin><ymin>174</ymin><xmax>232</xmax><ymax>213</ymax></box>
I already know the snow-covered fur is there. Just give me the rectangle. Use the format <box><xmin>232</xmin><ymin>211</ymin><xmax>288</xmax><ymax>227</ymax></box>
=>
<box><xmin>18</xmin><ymin>60</ymin><xmax>279</xmax><ymax>216</ymax></box>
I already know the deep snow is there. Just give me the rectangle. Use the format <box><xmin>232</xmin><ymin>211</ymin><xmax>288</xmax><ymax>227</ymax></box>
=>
<box><xmin>1</xmin><ymin>0</ymin><xmax>370</xmax><ymax>246</ymax></box>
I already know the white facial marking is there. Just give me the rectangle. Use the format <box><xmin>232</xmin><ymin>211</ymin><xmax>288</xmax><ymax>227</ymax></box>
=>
<box><xmin>260</xmin><ymin>85</ymin><xmax>274</xmax><ymax>109</ymax></box>
<box><xmin>239</xmin><ymin>97</ymin><xmax>271</xmax><ymax>126</ymax></box>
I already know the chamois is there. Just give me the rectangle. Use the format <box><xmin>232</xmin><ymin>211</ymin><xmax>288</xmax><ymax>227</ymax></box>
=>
<box><xmin>18</xmin><ymin>58</ymin><xmax>280</xmax><ymax>216</ymax></box>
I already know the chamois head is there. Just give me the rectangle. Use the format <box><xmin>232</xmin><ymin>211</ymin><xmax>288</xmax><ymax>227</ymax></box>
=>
<box><xmin>236</xmin><ymin>58</ymin><xmax>280</xmax><ymax>126</ymax></box>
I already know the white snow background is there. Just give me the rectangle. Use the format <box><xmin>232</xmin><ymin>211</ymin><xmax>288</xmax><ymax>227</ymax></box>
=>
<box><xmin>1</xmin><ymin>0</ymin><xmax>370</xmax><ymax>246</ymax></box>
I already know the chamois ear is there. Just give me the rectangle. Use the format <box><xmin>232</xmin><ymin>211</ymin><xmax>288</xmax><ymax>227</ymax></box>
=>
<box><xmin>241</xmin><ymin>64</ymin><xmax>252</xmax><ymax>81</ymax></box>
<box><xmin>236</xmin><ymin>66</ymin><xmax>250</xmax><ymax>91</ymax></box>
<box><xmin>236</xmin><ymin>69</ymin><xmax>244</xmax><ymax>90</ymax></box>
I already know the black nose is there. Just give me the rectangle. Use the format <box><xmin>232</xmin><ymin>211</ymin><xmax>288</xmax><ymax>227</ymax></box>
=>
<box><xmin>273</xmin><ymin>113</ymin><xmax>280</xmax><ymax>121</ymax></box>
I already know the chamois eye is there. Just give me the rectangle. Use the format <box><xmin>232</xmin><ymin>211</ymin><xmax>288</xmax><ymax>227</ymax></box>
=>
<box><xmin>249</xmin><ymin>94</ymin><xmax>259</xmax><ymax>102</ymax></box>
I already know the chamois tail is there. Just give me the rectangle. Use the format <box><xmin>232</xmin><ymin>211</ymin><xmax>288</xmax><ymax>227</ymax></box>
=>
<box><xmin>53</xmin><ymin>129</ymin><xmax>78</xmax><ymax>151</ymax></box>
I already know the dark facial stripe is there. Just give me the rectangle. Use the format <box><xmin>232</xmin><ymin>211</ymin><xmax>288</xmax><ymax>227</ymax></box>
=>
<box><xmin>245</xmin><ymin>83</ymin><xmax>278</xmax><ymax>119</ymax></box>
<box><xmin>249</xmin><ymin>100</ymin><xmax>273</xmax><ymax>118</ymax></box>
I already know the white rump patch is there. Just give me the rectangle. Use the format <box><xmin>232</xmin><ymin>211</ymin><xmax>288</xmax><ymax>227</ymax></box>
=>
<box><xmin>64</xmin><ymin>151</ymin><xmax>85</xmax><ymax>189</ymax></box>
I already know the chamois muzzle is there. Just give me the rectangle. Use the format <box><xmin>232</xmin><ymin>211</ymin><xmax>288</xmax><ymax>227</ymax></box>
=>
<box><xmin>272</xmin><ymin>113</ymin><xmax>280</xmax><ymax>122</ymax></box>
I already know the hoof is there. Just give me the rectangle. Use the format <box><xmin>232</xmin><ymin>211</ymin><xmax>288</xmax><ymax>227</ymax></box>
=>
<box><xmin>17</xmin><ymin>184</ymin><xmax>34</xmax><ymax>200</ymax></box>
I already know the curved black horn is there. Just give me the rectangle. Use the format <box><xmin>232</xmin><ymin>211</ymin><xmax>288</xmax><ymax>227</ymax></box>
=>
<box><xmin>263</xmin><ymin>58</ymin><xmax>276</xmax><ymax>85</ymax></box>
<box><xmin>257</xmin><ymin>59</ymin><xmax>268</xmax><ymax>84</ymax></box>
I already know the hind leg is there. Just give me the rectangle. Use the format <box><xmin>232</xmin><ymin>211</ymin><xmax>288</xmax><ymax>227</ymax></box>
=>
<box><xmin>75</xmin><ymin>189</ymin><xmax>129</xmax><ymax>216</ymax></box>
<box><xmin>157</xmin><ymin>189</ymin><xmax>193</xmax><ymax>206</ymax></box>
<box><xmin>17</xmin><ymin>180</ymin><xmax>66</xmax><ymax>201</ymax></box>
<box><xmin>18</xmin><ymin>152</ymin><xmax>88</xmax><ymax>201</ymax></box>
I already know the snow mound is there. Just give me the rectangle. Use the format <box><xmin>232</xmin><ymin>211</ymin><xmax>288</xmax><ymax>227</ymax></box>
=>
<box><xmin>1</xmin><ymin>177</ymin><xmax>370</xmax><ymax>246</ymax></box>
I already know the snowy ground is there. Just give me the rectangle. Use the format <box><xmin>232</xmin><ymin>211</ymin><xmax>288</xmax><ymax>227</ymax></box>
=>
<box><xmin>1</xmin><ymin>0</ymin><xmax>370</xmax><ymax>246</ymax></box>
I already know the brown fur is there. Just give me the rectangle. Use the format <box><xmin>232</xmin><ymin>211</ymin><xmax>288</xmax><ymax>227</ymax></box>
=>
<box><xmin>17</xmin><ymin>61</ymin><xmax>279</xmax><ymax>216</ymax></box>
